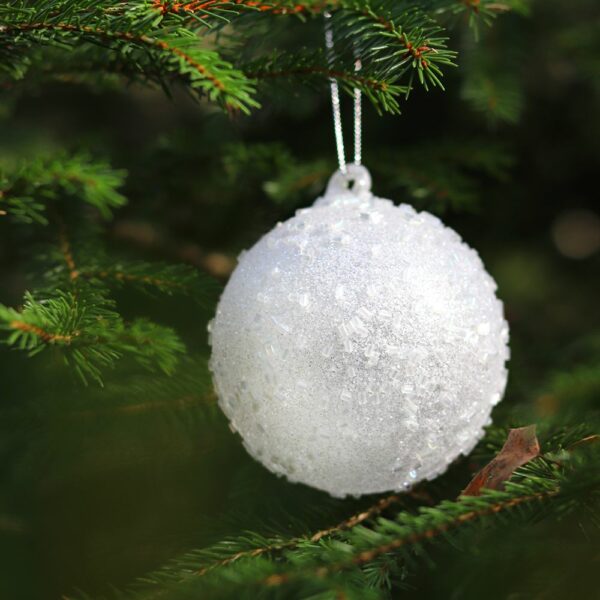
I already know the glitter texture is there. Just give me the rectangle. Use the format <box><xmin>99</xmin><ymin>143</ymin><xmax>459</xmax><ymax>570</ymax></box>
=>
<box><xmin>209</xmin><ymin>166</ymin><xmax>509</xmax><ymax>497</ymax></box>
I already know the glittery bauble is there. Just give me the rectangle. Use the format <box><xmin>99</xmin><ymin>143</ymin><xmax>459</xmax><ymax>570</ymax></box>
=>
<box><xmin>209</xmin><ymin>165</ymin><xmax>509</xmax><ymax>497</ymax></box>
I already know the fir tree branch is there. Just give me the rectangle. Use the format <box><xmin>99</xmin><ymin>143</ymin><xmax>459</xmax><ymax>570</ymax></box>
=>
<box><xmin>0</xmin><ymin>291</ymin><xmax>186</xmax><ymax>385</ymax></box>
<box><xmin>372</xmin><ymin>138</ymin><xmax>513</xmax><ymax>213</ymax></box>
<box><xmin>0</xmin><ymin>153</ymin><xmax>127</xmax><ymax>224</ymax></box>
<box><xmin>222</xmin><ymin>141</ymin><xmax>332</xmax><ymax>205</ymax></box>
<box><xmin>0</xmin><ymin>356</ymin><xmax>217</xmax><ymax>422</ymax></box>
<box><xmin>58</xmin><ymin>220</ymin><xmax>81</xmax><ymax>281</ymax></box>
<box><xmin>461</xmin><ymin>70</ymin><xmax>524</xmax><ymax>124</ymax></box>
<box><xmin>256</xmin><ymin>446</ymin><xmax>597</xmax><ymax>594</ymax></box>
<box><xmin>196</xmin><ymin>492</ymin><xmax>406</xmax><ymax>577</ymax></box>
<box><xmin>105</xmin><ymin>430</ymin><xmax>598</xmax><ymax>599</ymax></box>
<box><xmin>152</xmin><ymin>0</ymin><xmax>321</xmax><ymax>21</ymax></box>
<box><xmin>77</xmin><ymin>261</ymin><xmax>221</xmax><ymax>303</ymax></box>
<box><xmin>0</xmin><ymin>1</ymin><xmax>521</xmax><ymax>115</ymax></box>
<box><xmin>239</xmin><ymin>1</ymin><xmax>459</xmax><ymax>112</ymax></box>
<box><xmin>36</xmin><ymin>221</ymin><xmax>221</xmax><ymax>305</ymax></box>
<box><xmin>266</xmin><ymin>489</ymin><xmax>555</xmax><ymax>586</ymax></box>
<box><xmin>7</xmin><ymin>318</ymin><xmax>75</xmax><ymax>344</ymax></box>
<box><xmin>0</xmin><ymin>0</ymin><xmax>258</xmax><ymax>112</ymax></box>
<box><xmin>247</xmin><ymin>51</ymin><xmax>407</xmax><ymax>113</ymax></box>
<box><xmin>9</xmin><ymin>21</ymin><xmax>229</xmax><ymax>89</ymax></box>
<box><xmin>438</xmin><ymin>0</ymin><xmax>530</xmax><ymax>37</ymax></box>
<box><xmin>332</xmin><ymin>1</ymin><xmax>458</xmax><ymax>93</ymax></box>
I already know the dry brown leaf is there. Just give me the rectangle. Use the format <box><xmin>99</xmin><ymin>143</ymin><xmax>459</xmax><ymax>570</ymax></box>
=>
<box><xmin>462</xmin><ymin>425</ymin><xmax>540</xmax><ymax>497</ymax></box>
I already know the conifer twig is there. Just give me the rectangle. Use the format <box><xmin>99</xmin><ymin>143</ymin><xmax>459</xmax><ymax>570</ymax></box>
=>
<box><xmin>58</xmin><ymin>221</ymin><xmax>80</xmax><ymax>281</ymax></box>
<box><xmin>7</xmin><ymin>319</ymin><xmax>76</xmax><ymax>344</ymax></box>
<box><xmin>0</xmin><ymin>3</ymin><xmax>257</xmax><ymax>112</ymax></box>
<box><xmin>264</xmin><ymin>489</ymin><xmax>557</xmax><ymax>586</ymax></box>
<box><xmin>0</xmin><ymin>291</ymin><xmax>186</xmax><ymax>384</ymax></box>
<box><xmin>4</xmin><ymin>22</ymin><xmax>228</xmax><ymax>91</ymax></box>
<box><xmin>197</xmin><ymin>492</ymin><xmax>406</xmax><ymax>576</ymax></box>
<box><xmin>152</xmin><ymin>0</ymin><xmax>321</xmax><ymax>18</ymax></box>
<box><xmin>0</xmin><ymin>153</ymin><xmax>127</xmax><ymax>224</ymax></box>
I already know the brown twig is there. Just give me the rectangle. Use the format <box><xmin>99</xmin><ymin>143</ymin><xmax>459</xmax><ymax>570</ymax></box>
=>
<box><xmin>357</xmin><ymin>7</ymin><xmax>434</xmax><ymax>68</ymax></box>
<box><xmin>8</xmin><ymin>320</ymin><xmax>75</xmax><ymax>344</ymax></box>
<box><xmin>463</xmin><ymin>0</ymin><xmax>481</xmax><ymax>14</ymax></box>
<box><xmin>58</xmin><ymin>220</ymin><xmax>80</xmax><ymax>281</ymax></box>
<box><xmin>152</xmin><ymin>0</ymin><xmax>329</xmax><ymax>17</ymax></box>
<box><xmin>264</xmin><ymin>489</ymin><xmax>557</xmax><ymax>586</ymax></box>
<box><xmin>5</xmin><ymin>22</ymin><xmax>227</xmax><ymax>92</ymax></box>
<box><xmin>197</xmin><ymin>492</ymin><xmax>408</xmax><ymax>576</ymax></box>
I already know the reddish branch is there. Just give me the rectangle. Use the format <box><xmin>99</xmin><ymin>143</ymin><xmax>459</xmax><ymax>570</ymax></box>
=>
<box><xmin>310</xmin><ymin>493</ymin><xmax>404</xmax><ymax>542</ymax></box>
<box><xmin>464</xmin><ymin>0</ymin><xmax>481</xmax><ymax>14</ymax></box>
<box><xmin>58</xmin><ymin>222</ymin><xmax>80</xmax><ymax>281</ymax></box>
<box><xmin>154</xmin><ymin>2</ymin><xmax>433</xmax><ymax>68</ymax></box>
<box><xmin>197</xmin><ymin>493</ymin><xmax>405</xmax><ymax>576</ymax></box>
<box><xmin>350</xmin><ymin>493</ymin><xmax>551</xmax><ymax>565</ymax></box>
<box><xmin>360</xmin><ymin>10</ymin><xmax>433</xmax><ymax>68</ymax></box>
<box><xmin>8</xmin><ymin>320</ymin><xmax>74</xmax><ymax>344</ymax></box>
<box><xmin>152</xmin><ymin>0</ymin><xmax>328</xmax><ymax>17</ymax></box>
<box><xmin>264</xmin><ymin>490</ymin><xmax>557</xmax><ymax>586</ymax></box>
<box><xmin>5</xmin><ymin>22</ymin><xmax>226</xmax><ymax>91</ymax></box>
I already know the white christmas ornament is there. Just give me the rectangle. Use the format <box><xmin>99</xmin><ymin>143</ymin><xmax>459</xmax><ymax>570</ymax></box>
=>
<box><xmin>209</xmin><ymin>165</ymin><xmax>509</xmax><ymax>497</ymax></box>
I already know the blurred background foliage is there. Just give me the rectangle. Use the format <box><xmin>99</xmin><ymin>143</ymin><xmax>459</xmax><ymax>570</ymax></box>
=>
<box><xmin>0</xmin><ymin>0</ymin><xmax>598</xmax><ymax>598</ymax></box>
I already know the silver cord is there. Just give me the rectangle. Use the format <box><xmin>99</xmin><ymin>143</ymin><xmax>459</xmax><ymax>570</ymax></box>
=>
<box><xmin>324</xmin><ymin>11</ymin><xmax>362</xmax><ymax>174</ymax></box>
<box><xmin>353</xmin><ymin>57</ymin><xmax>362</xmax><ymax>166</ymax></box>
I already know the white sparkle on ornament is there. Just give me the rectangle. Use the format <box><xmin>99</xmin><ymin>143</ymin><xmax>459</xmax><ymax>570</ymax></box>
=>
<box><xmin>209</xmin><ymin>165</ymin><xmax>509</xmax><ymax>497</ymax></box>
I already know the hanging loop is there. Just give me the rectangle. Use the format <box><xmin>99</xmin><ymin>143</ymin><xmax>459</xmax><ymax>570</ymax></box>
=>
<box><xmin>324</xmin><ymin>11</ymin><xmax>362</xmax><ymax>173</ymax></box>
<box><xmin>323</xmin><ymin>164</ymin><xmax>372</xmax><ymax>201</ymax></box>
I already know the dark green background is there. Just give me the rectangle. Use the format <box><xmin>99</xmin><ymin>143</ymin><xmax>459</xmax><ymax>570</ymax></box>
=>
<box><xmin>1</xmin><ymin>1</ymin><xmax>598</xmax><ymax>598</ymax></box>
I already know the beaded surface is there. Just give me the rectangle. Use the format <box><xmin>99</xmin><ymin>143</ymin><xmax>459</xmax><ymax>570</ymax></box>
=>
<box><xmin>209</xmin><ymin>168</ymin><xmax>509</xmax><ymax>497</ymax></box>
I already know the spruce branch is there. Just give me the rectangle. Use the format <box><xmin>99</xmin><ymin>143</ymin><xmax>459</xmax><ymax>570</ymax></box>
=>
<box><xmin>461</xmin><ymin>71</ymin><xmax>524</xmax><ymax>124</ymax></box>
<box><xmin>0</xmin><ymin>153</ymin><xmax>127</xmax><ymax>224</ymax></box>
<box><xmin>246</xmin><ymin>49</ymin><xmax>407</xmax><ymax>113</ymax></box>
<box><xmin>263</xmin><ymin>489</ymin><xmax>556</xmax><ymax>588</ymax></box>
<box><xmin>57</xmin><ymin>219</ymin><xmax>81</xmax><ymax>281</ymax></box>
<box><xmin>222</xmin><ymin>142</ymin><xmax>332</xmax><ymax>205</ymax></box>
<box><xmin>41</xmin><ymin>237</ymin><xmax>222</xmax><ymax>305</ymax></box>
<box><xmin>372</xmin><ymin>138</ymin><xmax>513</xmax><ymax>212</ymax></box>
<box><xmin>152</xmin><ymin>0</ymin><xmax>320</xmax><ymax>23</ymax></box>
<box><xmin>0</xmin><ymin>0</ymin><xmax>258</xmax><ymax>112</ymax></box>
<box><xmin>100</xmin><ymin>429</ymin><xmax>598</xmax><ymax>599</ymax></box>
<box><xmin>437</xmin><ymin>0</ymin><xmax>530</xmax><ymax>38</ymax></box>
<box><xmin>77</xmin><ymin>261</ymin><xmax>221</xmax><ymax>304</ymax></box>
<box><xmin>0</xmin><ymin>1</ymin><xmax>522</xmax><ymax>115</ymax></box>
<box><xmin>194</xmin><ymin>493</ymin><xmax>406</xmax><ymax>577</ymax></box>
<box><xmin>0</xmin><ymin>290</ymin><xmax>186</xmax><ymax>385</ymax></box>
<box><xmin>241</xmin><ymin>1</ymin><xmax>459</xmax><ymax>112</ymax></box>
<box><xmin>0</xmin><ymin>356</ymin><xmax>218</xmax><ymax>435</ymax></box>
<box><xmin>332</xmin><ymin>1</ymin><xmax>458</xmax><ymax>94</ymax></box>
<box><xmin>253</xmin><ymin>463</ymin><xmax>590</xmax><ymax>597</ymax></box>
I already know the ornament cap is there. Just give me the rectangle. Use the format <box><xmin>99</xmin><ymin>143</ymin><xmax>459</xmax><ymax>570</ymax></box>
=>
<box><xmin>317</xmin><ymin>164</ymin><xmax>372</xmax><ymax>208</ymax></box>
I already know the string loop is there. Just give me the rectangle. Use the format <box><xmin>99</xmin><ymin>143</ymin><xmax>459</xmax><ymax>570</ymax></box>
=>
<box><xmin>324</xmin><ymin>11</ymin><xmax>362</xmax><ymax>174</ymax></box>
